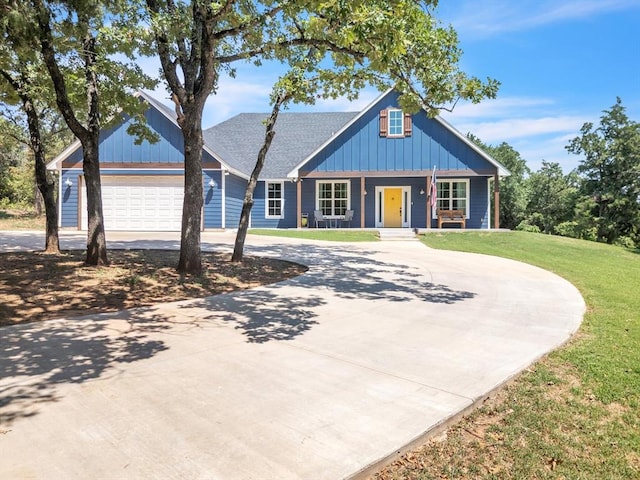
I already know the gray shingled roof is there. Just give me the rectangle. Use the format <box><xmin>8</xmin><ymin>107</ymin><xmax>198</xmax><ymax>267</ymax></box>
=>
<box><xmin>203</xmin><ymin>112</ymin><xmax>358</xmax><ymax>179</ymax></box>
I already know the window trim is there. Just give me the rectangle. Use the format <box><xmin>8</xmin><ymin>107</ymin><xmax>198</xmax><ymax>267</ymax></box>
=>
<box><xmin>315</xmin><ymin>180</ymin><xmax>351</xmax><ymax>218</ymax></box>
<box><xmin>265</xmin><ymin>181</ymin><xmax>284</xmax><ymax>219</ymax></box>
<box><xmin>380</xmin><ymin>108</ymin><xmax>412</xmax><ymax>138</ymax></box>
<box><xmin>387</xmin><ymin>108</ymin><xmax>404</xmax><ymax>137</ymax></box>
<box><xmin>435</xmin><ymin>179</ymin><xmax>470</xmax><ymax>219</ymax></box>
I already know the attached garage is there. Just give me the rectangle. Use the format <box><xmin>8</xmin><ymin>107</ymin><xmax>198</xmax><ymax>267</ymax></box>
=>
<box><xmin>81</xmin><ymin>175</ymin><xmax>184</xmax><ymax>231</ymax></box>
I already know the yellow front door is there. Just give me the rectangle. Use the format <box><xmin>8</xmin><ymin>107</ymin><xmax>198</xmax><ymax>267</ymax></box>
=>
<box><xmin>383</xmin><ymin>188</ymin><xmax>402</xmax><ymax>227</ymax></box>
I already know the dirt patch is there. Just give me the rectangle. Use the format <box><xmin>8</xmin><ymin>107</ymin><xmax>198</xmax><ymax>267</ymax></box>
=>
<box><xmin>0</xmin><ymin>249</ymin><xmax>307</xmax><ymax>327</ymax></box>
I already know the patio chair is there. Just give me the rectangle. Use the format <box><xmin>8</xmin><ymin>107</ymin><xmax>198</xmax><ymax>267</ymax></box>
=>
<box><xmin>341</xmin><ymin>209</ymin><xmax>354</xmax><ymax>228</ymax></box>
<box><xmin>313</xmin><ymin>210</ymin><xmax>327</xmax><ymax>228</ymax></box>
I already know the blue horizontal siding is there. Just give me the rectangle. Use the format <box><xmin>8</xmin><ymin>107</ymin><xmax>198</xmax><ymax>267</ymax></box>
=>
<box><xmin>204</xmin><ymin>170</ymin><xmax>223</xmax><ymax>229</ymax></box>
<box><xmin>60</xmin><ymin>168</ymin><xmax>235</xmax><ymax>230</ymax></box>
<box><xmin>304</xmin><ymin>91</ymin><xmax>492</xmax><ymax>174</ymax></box>
<box><xmin>223</xmin><ymin>174</ymin><xmax>247</xmax><ymax>229</ymax></box>
<box><xmin>252</xmin><ymin>181</ymin><xmax>297</xmax><ymax>228</ymax></box>
<box><xmin>60</xmin><ymin>170</ymin><xmax>81</xmax><ymax>228</ymax></box>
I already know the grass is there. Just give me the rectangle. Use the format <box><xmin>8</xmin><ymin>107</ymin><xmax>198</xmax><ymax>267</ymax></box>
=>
<box><xmin>0</xmin><ymin>208</ymin><xmax>45</xmax><ymax>230</ymax></box>
<box><xmin>5</xmin><ymin>218</ymin><xmax>637</xmax><ymax>476</ymax></box>
<box><xmin>374</xmin><ymin>231</ymin><xmax>640</xmax><ymax>479</ymax></box>
<box><xmin>249</xmin><ymin>228</ymin><xmax>379</xmax><ymax>242</ymax></box>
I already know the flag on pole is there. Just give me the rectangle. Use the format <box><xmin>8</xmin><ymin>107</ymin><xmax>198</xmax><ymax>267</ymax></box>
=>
<box><xmin>429</xmin><ymin>166</ymin><xmax>437</xmax><ymax>217</ymax></box>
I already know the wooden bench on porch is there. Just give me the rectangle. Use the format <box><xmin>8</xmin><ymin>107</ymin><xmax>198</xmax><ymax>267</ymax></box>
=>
<box><xmin>437</xmin><ymin>209</ymin><xmax>466</xmax><ymax>229</ymax></box>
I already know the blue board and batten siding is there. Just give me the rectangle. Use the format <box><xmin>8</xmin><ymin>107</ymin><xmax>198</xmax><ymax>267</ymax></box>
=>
<box><xmin>286</xmin><ymin>89</ymin><xmax>499</xmax><ymax>229</ymax></box>
<box><xmin>63</xmin><ymin>108</ymin><xmax>186</xmax><ymax>166</ymax></box>
<box><xmin>302</xmin><ymin>91</ymin><xmax>491</xmax><ymax>175</ymax></box>
<box><xmin>252</xmin><ymin>181</ymin><xmax>298</xmax><ymax>228</ymax></box>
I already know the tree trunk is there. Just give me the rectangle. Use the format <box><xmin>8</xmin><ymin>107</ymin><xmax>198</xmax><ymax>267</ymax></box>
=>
<box><xmin>177</xmin><ymin>107</ymin><xmax>204</xmax><ymax>275</ymax></box>
<box><xmin>232</xmin><ymin>94</ymin><xmax>285</xmax><ymax>262</ymax></box>
<box><xmin>22</xmin><ymin>93</ymin><xmax>60</xmax><ymax>254</ymax></box>
<box><xmin>34</xmin><ymin>144</ymin><xmax>60</xmax><ymax>255</ymax></box>
<box><xmin>83</xmin><ymin>137</ymin><xmax>108</xmax><ymax>265</ymax></box>
<box><xmin>42</xmin><ymin>171</ymin><xmax>59</xmax><ymax>253</ymax></box>
<box><xmin>35</xmin><ymin>2</ymin><xmax>107</xmax><ymax>264</ymax></box>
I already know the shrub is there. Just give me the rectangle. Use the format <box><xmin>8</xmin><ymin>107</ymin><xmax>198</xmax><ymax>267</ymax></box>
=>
<box><xmin>515</xmin><ymin>221</ymin><xmax>540</xmax><ymax>233</ymax></box>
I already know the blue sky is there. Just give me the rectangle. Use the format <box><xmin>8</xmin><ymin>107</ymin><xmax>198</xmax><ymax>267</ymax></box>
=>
<box><xmin>147</xmin><ymin>0</ymin><xmax>640</xmax><ymax>173</ymax></box>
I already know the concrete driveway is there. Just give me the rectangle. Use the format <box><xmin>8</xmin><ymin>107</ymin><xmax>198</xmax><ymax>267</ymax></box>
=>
<box><xmin>0</xmin><ymin>231</ymin><xmax>585</xmax><ymax>479</ymax></box>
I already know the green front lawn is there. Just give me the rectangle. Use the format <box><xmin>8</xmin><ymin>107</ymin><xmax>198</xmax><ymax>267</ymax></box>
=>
<box><xmin>376</xmin><ymin>231</ymin><xmax>639</xmax><ymax>479</ymax></box>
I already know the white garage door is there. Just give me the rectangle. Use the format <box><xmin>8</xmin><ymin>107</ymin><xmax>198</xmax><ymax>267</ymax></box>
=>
<box><xmin>81</xmin><ymin>175</ymin><xmax>184</xmax><ymax>231</ymax></box>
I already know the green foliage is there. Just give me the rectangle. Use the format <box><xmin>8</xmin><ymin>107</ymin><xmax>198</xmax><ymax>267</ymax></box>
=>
<box><xmin>567</xmin><ymin>98</ymin><xmax>640</xmax><ymax>246</ymax></box>
<box><xmin>143</xmin><ymin>0</ymin><xmax>500</xmax><ymax>272</ymax></box>
<box><xmin>6</xmin><ymin>162</ymin><xmax>35</xmax><ymax>205</ymax></box>
<box><xmin>515</xmin><ymin>220</ymin><xmax>540</xmax><ymax>233</ymax></box>
<box><xmin>554</xmin><ymin>220</ymin><xmax>596</xmax><ymax>241</ymax></box>
<box><xmin>0</xmin><ymin>119</ymin><xmax>23</xmax><ymax>200</ymax></box>
<box><xmin>525</xmin><ymin>161</ymin><xmax>579</xmax><ymax>234</ymax></box>
<box><xmin>469</xmin><ymin>135</ymin><xmax>530</xmax><ymax>229</ymax></box>
<box><xmin>1</xmin><ymin>0</ymin><xmax>157</xmax><ymax>138</ymax></box>
<box><xmin>0</xmin><ymin>118</ymin><xmax>34</xmax><ymax>204</ymax></box>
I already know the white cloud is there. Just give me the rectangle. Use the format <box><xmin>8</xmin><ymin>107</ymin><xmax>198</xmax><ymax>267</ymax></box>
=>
<box><xmin>442</xmin><ymin>0</ymin><xmax>640</xmax><ymax>37</ymax></box>
<box><xmin>445</xmin><ymin>96</ymin><xmax>556</xmax><ymax>119</ymax></box>
<box><xmin>514</xmin><ymin>134</ymin><xmax>583</xmax><ymax>172</ymax></box>
<box><xmin>440</xmin><ymin>95</ymin><xmax>591</xmax><ymax>171</ymax></box>
<box><xmin>453</xmin><ymin>115</ymin><xmax>587</xmax><ymax>143</ymax></box>
<box><xmin>203</xmin><ymin>77</ymin><xmax>274</xmax><ymax>125</ymax></box>
<box><xmin>310</xmin><ymin>89</ymin><xmax>381</xmax><ymax>112</ymax></box>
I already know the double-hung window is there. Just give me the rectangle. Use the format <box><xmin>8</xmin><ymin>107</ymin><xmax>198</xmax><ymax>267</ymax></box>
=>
<box><xmin>437</xmin><ymin>180</ymin><xmax>469</xmax><ymax>217</ymax></box>
<box><xmin>388</xmin><ymin>109</ymin><xmax>404</xmax><ymax>136</ymax></box>
<box><xmin>317</xmin><ymin>181</ymin><xmax>349</xmax><ymax>216</ymax></box>
<box><xmin>379</xmin><ymin>108</ymin><xmax>412</xmax><ymax>137</ymax></box>
<box><xmin>266</xmin><ymin>181</ymin><xmax>284</xmax><ymax>219</ymax></box>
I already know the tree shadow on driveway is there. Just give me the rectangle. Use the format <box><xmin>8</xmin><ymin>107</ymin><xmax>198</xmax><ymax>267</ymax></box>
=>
<box><xmin>0</xmin><ymin>310</ymin><xmax>172</xmax><ymax>427</ymax></box>
<box><xmin>0</xmin><ymin>239</ymin><xmax>475</xmax><ymax>428</ymax></box>
<box><xmin>238</xmin><ymin>241</ymin><xmax>477</xmax><ymax>305</ymax></box>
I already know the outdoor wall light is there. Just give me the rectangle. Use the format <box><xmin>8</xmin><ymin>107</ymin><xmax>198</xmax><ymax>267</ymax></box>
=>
<box><xmin>419</xmin><ymin>189</ymin><xmax>425</xmax><ymax>195</ymax></box>
<box><xmin>363</xmin><ymin>189</ymin><xmax>368</xmax><ymax>195</ymax></box>
<box><xmin>208</xmin><ymin>179</ymin><xmax>217</xmax><ymax>188</ymax></box>
<box><xmin>64</xmin><ymin>178</ymin><xmax>73</xmax><ymax>187</ymax></box>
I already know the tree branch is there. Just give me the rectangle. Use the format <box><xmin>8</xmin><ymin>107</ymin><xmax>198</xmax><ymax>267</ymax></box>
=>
<box><xmin>32</xmin><ymin>0</ymin><xmax>88</xmax><ymax>140</ymax></box>
<box><xmin>212</xmin><ymin>5</ymin><xmax>282</xmax><ymax>42</ymax></box>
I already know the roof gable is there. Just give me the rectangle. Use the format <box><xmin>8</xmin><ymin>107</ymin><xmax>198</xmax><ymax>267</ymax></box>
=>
<box><xmin>287</xmin><ymin>89</ymin><xmax>509</xmax><ymax>177</ymax></box>
<box><xmin>47</xmin><ymin>92</ymin><xmax>230</xmax><ymax>173</ymax></box>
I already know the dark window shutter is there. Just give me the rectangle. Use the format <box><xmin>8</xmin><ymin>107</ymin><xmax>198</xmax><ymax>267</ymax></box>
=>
<box><xmin>379</xmin><ymin>109</ymin><xmax>388</xmax><ymax>137</ymax></box>
<box><xmin>403</xmin><ymin>113</ymin><xmax>412</xmax><ymax>136</ymax></box>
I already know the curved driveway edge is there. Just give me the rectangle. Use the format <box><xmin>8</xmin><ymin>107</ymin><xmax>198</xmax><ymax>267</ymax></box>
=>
<box><xmin>0</xmin><ymin>231</ymin><xmax>585</xmax><ymax>479</ymax></box>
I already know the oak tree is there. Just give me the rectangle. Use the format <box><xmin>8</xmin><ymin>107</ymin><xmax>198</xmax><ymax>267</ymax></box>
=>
<box><xmin>144</xmin><ymin>0</ymin><xmax>499</xmax><ymax>272</ymax></box>
<box><xmin>567</xmin><ymin>98</ymin><xmax>640</xmax><ymax>246</ymax></box>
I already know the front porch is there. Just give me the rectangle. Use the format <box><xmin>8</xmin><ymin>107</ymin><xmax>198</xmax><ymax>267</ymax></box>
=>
<box><xmin>293</xmin><ymin>172</ymin><xmax>501</xmax><ymax>230</ymax></box>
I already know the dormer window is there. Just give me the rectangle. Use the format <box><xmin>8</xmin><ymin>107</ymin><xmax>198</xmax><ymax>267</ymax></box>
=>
<box><xmin>379</xmin><ymin>108</ymin><xmax>412</xmax><ymax>137</ymax></box>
